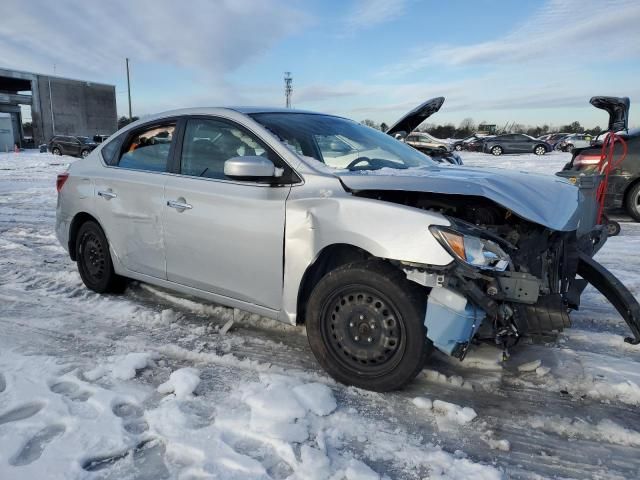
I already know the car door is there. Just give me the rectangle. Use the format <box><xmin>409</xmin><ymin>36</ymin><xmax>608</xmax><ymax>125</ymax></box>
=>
<box><xmin>162</xmin><ymin>116</ymin><xmax>293</xmax><ymax>310</ymax></box>
<box><xmin>512</xmin><ymin>134</ymin><xmax>531</xmax><ymax>153</ymax></box>
<box><xmin>69</xmin><ymin>137</ymin><xmax>82</xmax><ymax>156</ymax></box>
<box><xmin>93</xmin><ymin>120</ymin><xmax>178</xmax><ymax>279</ymax></box>
<box><xmin>59</xmin><ymin>136</ymin><xmax>72</xmax><ymax>155</ymax></box>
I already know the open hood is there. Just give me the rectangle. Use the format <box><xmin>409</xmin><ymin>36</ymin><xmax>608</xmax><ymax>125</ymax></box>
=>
<box><xmin>590</xmin><ymin>96</ymin><xmax>630</xmax><ymax>132</ymax></box>
<box><xmin>386</xmin><ymin>97</ymin><xmax>445</xmax><ymax>137</ymax></box>
<box><xmin>336</xmin><ymin>166</ymin><xmax>583</xmax><ymax>231</ymax></box>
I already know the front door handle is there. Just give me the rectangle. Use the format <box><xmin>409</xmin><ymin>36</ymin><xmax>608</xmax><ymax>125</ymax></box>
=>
<box><xmin>97</xmin><ymin>190</ymin><xmax>117</xmax><ymax>200</ymax></box>
<box><xmin>167</xmin><ymin>199</ymin><xmax>192</xmax><ymax>211</ymax></box>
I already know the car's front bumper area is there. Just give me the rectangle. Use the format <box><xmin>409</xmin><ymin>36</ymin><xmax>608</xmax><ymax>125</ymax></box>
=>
<box><xmin>411</xmin><ymin>224</ymin><xmax>640</xmax><ymax>359</ymax></box>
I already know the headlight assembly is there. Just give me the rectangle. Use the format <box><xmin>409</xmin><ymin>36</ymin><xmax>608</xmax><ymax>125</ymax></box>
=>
<box><xmin>430</xmin><ymin>226</ymin><xmax>510</xmax><ymax>271</ymax></box>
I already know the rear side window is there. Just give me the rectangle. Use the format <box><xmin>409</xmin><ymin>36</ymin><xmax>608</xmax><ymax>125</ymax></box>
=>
<box><xmin>117</xmin><ymin>123</ymin><xmax>176</xmax><ymax>172</ymax></box>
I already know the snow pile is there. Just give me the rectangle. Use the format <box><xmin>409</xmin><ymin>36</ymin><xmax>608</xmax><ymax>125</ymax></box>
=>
<box><xmin>244</xmin><ymin>381</ymin><xmax>311</xmax><ymax>442</ymax></box>
<box><xmin>157</xmin><ymin>367</ymin><xmax>200</xmax><ymax>399</ymax></box>
<box><xmin>517</xmin><ymin>359</ymin><xmax>542</xmax><ymax>372</ymax></box>
<box><xmin>423</xmin><ymin>369</ymin><xmax>473</xmax><ymax>390</ymax></box>
<box><xmin>433</xmin><ymin>400</ymin><xmax>478</xmax><ymax>425</ymax></box>
<box><xmin>111</xmin><ymin>352</ymin><xmax>156</xmax><ymax>380</ymax></box>
<box><xmin>240</xmin><ymin>376</ymin><xmax>337</xmax><ymax>443</ymax></box>
<box><xmin>526</xmin><ymin>415</ymin><xmax>640</xmax><ymax>447</ymax></box>
<box><xmin>83</xmin><ymin>352</ymin><xmax>157</xmax><ymax>381</ymax></box>
<box><xmin>412</xmin><ymin>397</ymin><xmax>477</xmax><ymax>425</ymax></box>
<box><xmin>480</xmin><ymin>431</ymin><xmax>511</xmax><ymax>452</ymax></box>
<box><xmin>292</xmin><ymin>382</ymin><xmax>337</xmax><ymax>416</ymax></box>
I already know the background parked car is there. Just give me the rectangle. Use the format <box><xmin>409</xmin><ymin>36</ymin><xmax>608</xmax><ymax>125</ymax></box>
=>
<box><xmin>557</xmin><ymin>133</ymin><xmax>593</xmax><ymax>152</ymax></box>
<box><xmin>537</xmin><ymin>132</ymin><xmax>568</xmax><ymax>149</ymax></box>
<box><xmin>483</xmin><ymin>133</ymin><xmax>551</xmax><ymax>156</ymax></box>
<box><xmin>450</xmin><ymin>134</ymin><xmax>488</xmax><ymax>151</ymax></box>
<box><xmin>562</xmin><ymin>128</ymin><xmax>640</xmax><ymax>220</ymax></box>
<box><xmin>385</xmin><ymin>97</ymin><xmax>462</xmax><ymax>165</ymax></box>
<box><xmin>49</xmin><ymin>135</ymin><xmax>98</xmax><ymax>158</ymax></box>
<box><xmin>405</xmin><ymin>132</ymin><xmax>450</xmax><ymax>152</ymax></box>
<box><xmin>465</xmin><ymin>135</ymin><xmax>492</xmax><ymax>152</ymax></box>
<box><xmin>93</xmin><ymin>134</ymin><xmax>111</xmax><ymax>144</ymax></box>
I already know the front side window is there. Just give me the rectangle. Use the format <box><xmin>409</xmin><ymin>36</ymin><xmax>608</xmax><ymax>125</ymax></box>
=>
<box><xmin>251</xmin><ymin>113</ymin><xmax>436</xmax><ymax>171</ymax></box>
<box><xmin>117</xmin><ymin>123</ymin><xmax>176</xmax><ymax>172</ymax></box>
<box><xmin>101</xmin><ymin>133</ymin><xmax>125</xmax><ymax>166</ymax></box>
<box><xmin>179</xmin><ymin>118</ymin><xmax>285</xmax><ymax>181</ymax></box>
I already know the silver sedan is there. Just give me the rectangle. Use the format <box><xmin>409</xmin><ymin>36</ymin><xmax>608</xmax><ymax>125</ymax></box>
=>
<box><xmin>55</xmin><ymin>102</ymin><xmax>639</xmax><ymax>391</ymax></box>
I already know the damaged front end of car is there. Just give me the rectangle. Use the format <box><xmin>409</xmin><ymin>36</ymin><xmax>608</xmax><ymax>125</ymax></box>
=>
<box><xmin>346</xmin><ymin>180</ymin><xmax>640</xmax><ymax>361</ymax></box>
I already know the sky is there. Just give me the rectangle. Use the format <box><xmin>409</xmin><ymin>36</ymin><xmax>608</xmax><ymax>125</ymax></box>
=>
<box><xmin>2</xmin><ymin>0</ymin><xmax>639</xmax><ymax>129</ymax></box>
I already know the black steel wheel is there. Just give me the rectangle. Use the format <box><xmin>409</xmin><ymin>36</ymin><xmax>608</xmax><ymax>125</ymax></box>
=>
<box><xmin>306</xmin><ymin>260</ymin><xmax>432</xmax><ymax>391</ymax></box>
<box><xmin>76</xmin><ymin>221</ymin><xmax>126</xmax><ymax>293</ymax></box>
<box><xmin>625</xmin><ymin>182</ymin><xmax>640</xmax><ymax>222</ymax></box>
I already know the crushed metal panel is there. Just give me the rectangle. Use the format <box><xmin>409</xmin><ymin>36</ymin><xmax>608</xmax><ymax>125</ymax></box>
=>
<box><xmin>336</xmin><ymin>166</ymin><xmax>582</xmax><ymax>231</ymax></box>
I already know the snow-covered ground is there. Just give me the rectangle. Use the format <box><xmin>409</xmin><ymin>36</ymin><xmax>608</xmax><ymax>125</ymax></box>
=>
<box><xmin>1</xmin><ymin>149</ymin><xmax>639</xmax><ymax>479</ymax></box>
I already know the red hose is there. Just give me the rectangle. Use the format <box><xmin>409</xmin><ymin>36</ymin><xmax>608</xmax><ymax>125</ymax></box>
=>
<box><xmin>595</xmin><ymin>131</ymin><xmax>627</xmax><ymax>223</ymax></box>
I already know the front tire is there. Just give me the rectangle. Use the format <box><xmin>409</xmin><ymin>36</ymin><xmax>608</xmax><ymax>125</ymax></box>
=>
<box><xmin>491</xmin><ymin>146</ymin><xmax>503</xmax><ymax>156</ymax></box>
<box><xmin>76</xmin><ymin>221</ymin><xmax>126</xmax><ymax>293</ymax></box>
<box><xmin>305</xmin><ymin>260</ymin><xmax>432</xmax><ymax>392</ymax></box>
<box><xmin>454</xmin><ymin>144</ymin><xmax>463</xmax><ymax>151</ymax></box>
<box><xmin>534</xmin><ymin>145</ymin><xmax>546</xmax><ymax>155</ymax></box>
<box><xmin>81</xmin><ymin>149</ymin><xmax>90</xmax><ymax>158</ymax></box>
<box><xmin>625</xmin><ymin>182</ymin><xmax>640</xmax><ymax>222</ymax></box>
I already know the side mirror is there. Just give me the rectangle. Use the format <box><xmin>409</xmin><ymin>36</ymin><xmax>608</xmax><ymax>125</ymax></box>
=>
<box><xmin>224</xmin><ymin>156</ymin><xmax>280</xmax><ymax>180</ymax></box>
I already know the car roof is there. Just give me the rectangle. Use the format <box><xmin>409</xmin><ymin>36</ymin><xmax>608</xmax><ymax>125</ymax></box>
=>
<box><xmin>124</xmin><ymin>107</ymin><xmax>346</xmax><ymax>129</ymax></box>
<box><xmin>229</xmin><ymin>106</ymin><xmax>326</xmax><ymax>115</ymax></box>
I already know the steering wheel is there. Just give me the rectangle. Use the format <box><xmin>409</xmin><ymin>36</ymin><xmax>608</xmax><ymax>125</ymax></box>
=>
<box><xmin>345</xmin><ymin>157</ymin><xmax>372</xmax><ymax>170</ymax></box>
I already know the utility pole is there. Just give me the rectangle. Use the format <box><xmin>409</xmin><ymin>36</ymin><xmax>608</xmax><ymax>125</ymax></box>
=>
<box><xmin>284</xmin><ymin>72</ymin><xmax>292</xmax><ymax>109</ymax></box>
<box><xmin>126</xmin><ymin>58</ymin><xmax>132</xmax><ymax>120</ymax></box>
<box><xmin>48</xmin><ymin>76</ymin><xmax>56</xmax><ymax>136</ymax></box>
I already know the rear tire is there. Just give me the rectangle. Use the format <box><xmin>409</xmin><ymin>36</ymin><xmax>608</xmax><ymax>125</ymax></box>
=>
<box><xmin>454</xmin><ymin>144</ymin><xmax>462</xmax><ymax>151</ymax></box>
<box><xmin>76</xmin><ymin>221</ymin><xmax>126</xmax><ymax>293</ymax></box>
<box><xmin>52</xmin><ymin>147</ymin><xmax>61</xmax><ymax>155</ymax></box>
<box><xmin>305</xmin><ymin>260</ymin><xmax>432</xmax><ymax>392</ymax></box>
<box><xmin>625</xmin><ymin>182</ymin><xmax>640</xmax><ymax>222</ymax></box>
<box><xmin>81</xmin><ymin>149</ymin><xmax>90</xmax><ymax>158</ymax></box>
<box><xmin>491</xmin><ymin>146</ymin><xmax>503</xmax><ymax>156</ymax></box>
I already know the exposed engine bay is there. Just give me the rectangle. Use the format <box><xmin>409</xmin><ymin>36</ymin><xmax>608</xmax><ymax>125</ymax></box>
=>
<box><xmin>353</xmin><ymin>189</ymin><xmax>640</xmax><ymax>360</ymax></box>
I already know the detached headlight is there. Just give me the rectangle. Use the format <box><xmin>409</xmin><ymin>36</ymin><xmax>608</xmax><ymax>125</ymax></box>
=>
<box><xmin>430</xmin><ymin>226</ymin><xmax>510</xmax><ymax>271</ymax></box>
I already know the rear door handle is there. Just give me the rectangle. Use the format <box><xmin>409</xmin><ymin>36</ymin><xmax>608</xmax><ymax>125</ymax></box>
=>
<box><xmin>97</xmin><ymin>190</ymin><xmax>117</xmax><ymax>200</ymax></box>
<box><xmin>167</xmin><ymin>199</ymin><xmax>192</xmax><ymax>211</ymax></box>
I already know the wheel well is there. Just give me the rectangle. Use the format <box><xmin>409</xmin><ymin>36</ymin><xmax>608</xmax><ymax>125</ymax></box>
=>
<box><xmin>296</xmin><ymin>244</ymin><xmax>372</xmax><ymax>324</ymax></box>
<box><xmin>68</xmin><ymin>212</ymin><xmax>99</xmax><ymax>260</ymax></box>
<box><xmin>623</xmin><ymin>177</ymin><xmax>640</xmax><ymax>206</ymax></box>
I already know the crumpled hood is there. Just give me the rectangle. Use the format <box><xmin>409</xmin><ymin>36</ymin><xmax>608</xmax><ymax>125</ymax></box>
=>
<box><xmin>336</xmin><ymin>166</ymin><xmax>583</xmax><ymax>231</ymax></box>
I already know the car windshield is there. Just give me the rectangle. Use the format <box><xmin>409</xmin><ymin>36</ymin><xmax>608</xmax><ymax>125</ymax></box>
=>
<box><xmin>250</xmin><ymin>113</ymin><xmax>436</xmax><ymax>170</ymax></box>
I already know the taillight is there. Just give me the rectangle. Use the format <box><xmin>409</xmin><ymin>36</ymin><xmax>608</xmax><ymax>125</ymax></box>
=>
<box><xmin>573</xmin><ymin>153</ymin><xmax>602</xmax><ymax>169</ymax></box>
<box><xmin>56</xmin><ymin>173</ymin><xmax>69</xmax><ymax>192</ymax></box>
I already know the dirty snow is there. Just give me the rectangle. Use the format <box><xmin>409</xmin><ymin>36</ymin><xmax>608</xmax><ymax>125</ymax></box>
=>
<box><xmin>1</xmin><ymin>149</ymin><xmax>640</xmax><ymax>479</ymax></box>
